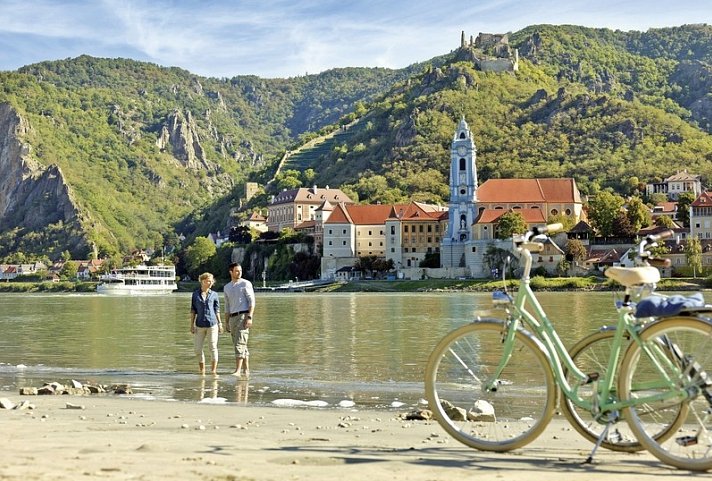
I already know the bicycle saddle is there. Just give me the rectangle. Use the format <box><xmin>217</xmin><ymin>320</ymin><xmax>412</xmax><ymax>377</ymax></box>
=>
<box><xmin>604</xmin><ymin>266</ymin><xmax>660</xmax><ymax>287</ymax></box>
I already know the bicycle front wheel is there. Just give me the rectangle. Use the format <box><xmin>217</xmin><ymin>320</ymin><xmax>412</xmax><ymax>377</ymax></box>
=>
<box><xmin>425</xmin><ymin>319</ymin><xmax>556</xmax><ymax>451</ymax></box>
<box><xmin>562</xmin><ymin>330</ymin><xmax>686</xmax><ymax>452</ymax></box>
<box><xmin>619</xmin><ymin>316</ymin><xmax>712</xmax><ymax>471</ymax></box>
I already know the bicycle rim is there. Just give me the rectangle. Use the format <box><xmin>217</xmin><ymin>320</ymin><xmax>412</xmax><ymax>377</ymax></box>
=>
<box><xmin>619</xmin><ymin>316</ymin><xmax>712</xmax><ymax>471</ymax></box>
<box><xmin>424</xmin><ymin>319</ymin><xmax>556</xmax><ymax>451</ymax></box>
<box><xmin>562</xmin><ymin>330</ymin><xmax>686</xmax><ymax>452</ymax></box>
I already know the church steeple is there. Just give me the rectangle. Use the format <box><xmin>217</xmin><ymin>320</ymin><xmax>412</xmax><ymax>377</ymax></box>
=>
<box><xmin>444</xmin><ymin>116</ymin><xmax>478</xmax><ymax>243</ymax></box>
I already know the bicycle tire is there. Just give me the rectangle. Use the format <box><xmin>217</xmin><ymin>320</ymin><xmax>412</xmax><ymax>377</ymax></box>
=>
<box><xmin>561</xmin><ymin>330</ymin><xmax>686</xmax><ymax>452</ymax></box>
<box><xmin>425</xmin><ymin>319</ymin><xmax>556</xmax><ymax>451</ymax></box>
<box><xmin>618</xmin><ymin>316</ymin><xmax>712</xmax><ymax>471</ymax></box>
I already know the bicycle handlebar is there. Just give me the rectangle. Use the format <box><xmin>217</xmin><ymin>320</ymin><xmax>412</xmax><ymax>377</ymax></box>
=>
<box><xmin>531</xmin><ymin>223</ymin><xmax>564</xmax><ymax>237</ymax></box>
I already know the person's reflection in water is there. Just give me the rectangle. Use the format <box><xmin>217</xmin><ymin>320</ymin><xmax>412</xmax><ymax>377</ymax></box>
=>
<box><xmin>199</xmin><ymin>377</ymin><xmax>219</xmax><ymax>401</ymax></box>
<box><xmin>235</xmin><ymin>380</ymin><xmax>249</xmax><ymax>404</ymax></box>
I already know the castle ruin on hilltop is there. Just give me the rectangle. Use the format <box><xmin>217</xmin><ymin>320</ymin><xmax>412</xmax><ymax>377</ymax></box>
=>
<box><xmin>457</xmin><ymin>31</ymin><xmax>519</xmax><ymax>72</ymax></box>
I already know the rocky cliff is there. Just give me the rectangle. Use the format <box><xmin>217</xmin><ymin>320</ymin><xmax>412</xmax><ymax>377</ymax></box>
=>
<box><xmin>0</xmin><ymin>103</ymin><xmax>87</xmax><ymax>255</ymax></box>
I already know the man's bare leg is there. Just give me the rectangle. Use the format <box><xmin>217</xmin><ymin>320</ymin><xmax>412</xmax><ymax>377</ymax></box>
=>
<box><xmin>233</xmin><ymin>358</ymin><xmax>243</xmax><ymax>376</ymax></box>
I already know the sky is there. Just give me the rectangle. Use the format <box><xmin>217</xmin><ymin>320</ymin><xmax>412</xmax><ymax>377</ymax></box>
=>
<box><xmin>0</xmin><ymin>0</ymin><xmax>710</xmax><ymax>79</ymax></box>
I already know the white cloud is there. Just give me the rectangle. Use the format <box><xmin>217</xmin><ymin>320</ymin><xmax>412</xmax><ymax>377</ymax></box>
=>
<box><xmin>0</xmin><ymin>0</ymin><xmax>710</xmax><ymax>77</ymax></box>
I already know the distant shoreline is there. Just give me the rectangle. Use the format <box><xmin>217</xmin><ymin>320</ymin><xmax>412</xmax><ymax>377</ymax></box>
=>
<box><xmin>0</xmin><ymin>277</ymin><xmax>708</xmax><ymax>293</ymax></box>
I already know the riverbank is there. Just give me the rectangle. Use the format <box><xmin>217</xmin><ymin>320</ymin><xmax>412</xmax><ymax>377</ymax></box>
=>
<box><xmin>0</xmin><ymin>276</ymin><xmax>709</xmax><ymax>293</ymax></box>
<box><xmin>0</xmin><ymin>390</ymin><xmax>693</xmax><ymax>480</ymax></box>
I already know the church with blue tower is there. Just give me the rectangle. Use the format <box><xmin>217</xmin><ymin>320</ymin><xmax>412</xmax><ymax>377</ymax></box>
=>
<box><xmin>440</xmin><ymin>116</ymin><xmax>482</xmax><ymax>270</ymax></box>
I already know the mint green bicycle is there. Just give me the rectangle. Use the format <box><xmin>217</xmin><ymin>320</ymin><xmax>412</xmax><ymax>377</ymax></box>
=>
<box><xmin>425</xmin><ymin>224</ymin><xmax>712</xmax><ymax>471</ymax></box>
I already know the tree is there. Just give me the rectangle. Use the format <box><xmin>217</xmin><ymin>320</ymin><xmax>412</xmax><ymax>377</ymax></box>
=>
<box><xmin>483</xmin><ymin>243</ymin><xmax>520</xmax><ymax>278</ymax></box>
<box><xmin>60</xmin><ymin>261</ymin><xmax>79</xmax><ymax>280</ymax></box>
<box><xmin>685</xmin><ymin>237</ymin><xmax>702</xmax><ymax>278</ymax></box>
<box><xmin>655</xmin><ymin>215</ymin><xmax>676</xmax><ymax>228</ymax></box>
<box><xmin>588</xmin><ymin>191</ymin><xmax>625</xmax><ymax>237</ymax></box>
<box><xmin>625</xmin><ymin>196</ymin><xmax>652</xmax><ymax>232</ymax></box>
<box><xmin>229</xmin><ymin>225</ymin><xmax>253</xmax><ymax>244</ymax></box>
<box><xmin>565</xmin><ymin>239</ymin><xmax>588</xmax><ymax>264</ymax></box>
<box><xmin>547</xmin><ymin>213</ymin><xmax>576</xmax><ymax>232</ymax></box>
<box><xmin>649</xmin><ymin>192</ymin><xmax>668</xmax><ymax>205</ymax></box>
<box><xmin>184</xmin><ymin>237</ymin><xmax>217</xmax><ymax>279</ymax></box>
<box><xmin>612</xmin><ymin>212</ymin><xmax>636</xmax><ymax>237</ymax></box>
<box><xmin>496</xmin><ymin>211</ymin><xmax>528</xmax><ymax>239</ymax></box>
<box><xmin>676</xmin><ymin>191</ymin><xmax>695</xmax><ymax>228</ymax></box>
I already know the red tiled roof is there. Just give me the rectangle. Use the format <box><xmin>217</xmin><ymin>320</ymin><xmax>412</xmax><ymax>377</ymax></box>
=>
<box><xmin>248</xmin><ymin>212</ymin><xmax>266</xmax><ymax>222</ymax></box>
<box><xmin>326</xmin><ymin>202</ymin><xmax>445</xmax><ymax>225</ymax></box>
<box><xmin>325</xmin><ymin>203</ymin><xmax>354</xmax><ymax>224</ymax></box>
<box><xmin>692</xmin><ymin>191</ymin><xmax>712</xmax><ymax>207</ymax></box>
<box><xmin>475</xmin><ymin>208</ymin><xmax>547</xmax><ymax>224</ymax></box>
<box><xmin>477</xmin><ymin>178</ymin><xmax>581</xmax><ymax>204</ymax></box>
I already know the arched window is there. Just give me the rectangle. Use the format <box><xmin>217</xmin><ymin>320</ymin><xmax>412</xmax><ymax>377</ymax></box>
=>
<box><xmin>565</xmin><ymin>208</ymin><xmax>572</xmax><ymax>215</ymax></box>
<box><xmin>459</xmin><ymin>158</ymin><xmax>466</xmax><ymax>170</ymax></box>
<box><xmin>459</xmin><ymin>132</ymin><xmax>466</xmax><ymax>139</ymax></box>
<box><xmin>551</xmin><ymin>209</ymin><xmax>559</xmax><ymax>216</ymax></box>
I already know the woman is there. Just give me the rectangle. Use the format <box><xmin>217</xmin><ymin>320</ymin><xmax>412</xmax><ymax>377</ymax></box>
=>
<box><xmin>190</xmin><ymin>272</ymin><xmax>223</xmax><ymax>375</ymax></box>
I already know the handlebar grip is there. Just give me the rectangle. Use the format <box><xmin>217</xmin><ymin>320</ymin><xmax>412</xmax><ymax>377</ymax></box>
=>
<box><xmin>649</xmin><ymin>257</ymin><xmax>671</xmax><ymax>268</ymax></box>
<box><xmin>647</xmin><ymin>230</ymin><xmax>674</xmax><ymax>243</ymax></box>
<box><xmin>533</xmin><ymin>223</ymin><xmax>563</xmax><ymax>236</ymax></box>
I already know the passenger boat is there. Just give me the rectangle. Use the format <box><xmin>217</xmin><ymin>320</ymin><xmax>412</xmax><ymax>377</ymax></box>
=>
<box><xmin>96</xmin><ymin>264</ymin><xmax>178</xmax><ymax>295</ymax></box>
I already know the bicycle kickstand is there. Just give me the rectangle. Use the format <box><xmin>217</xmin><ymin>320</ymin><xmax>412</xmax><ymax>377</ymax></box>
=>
<box><xmin>583</xmin><ymin>422</ymin><xmax>613</xmax><ymax>464</ymax></box>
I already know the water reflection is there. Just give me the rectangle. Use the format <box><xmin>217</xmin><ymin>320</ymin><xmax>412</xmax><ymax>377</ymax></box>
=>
<box><xmin>0</xmin><ymin>290</ymin><xmax>668</xmax><ymax>408</ymax></box>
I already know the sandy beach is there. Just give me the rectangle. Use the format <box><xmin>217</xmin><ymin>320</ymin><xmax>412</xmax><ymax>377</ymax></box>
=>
<box><xmin>0</xmin><ymin>389</ymin><xmax>699</xmax><ymax>481</ymax></box>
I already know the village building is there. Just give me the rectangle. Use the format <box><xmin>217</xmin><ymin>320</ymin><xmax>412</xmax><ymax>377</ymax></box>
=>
<box><xmin>690</xmin><ymin>191</ymin><xmax>712</xmax><ymax>240</ymax></box>
<box><xmin>320</xmin><ymin>201</ymin><xmax>447</xmax><ymax>279</ymax></box>
<box><xmin>240</xmin><ymin>212</ymin><xmax>268</xmax><ymax>233</ymax></box>
<box><xmin>266</xmin><ymin>185</ymin><xmax>353</xmax><ymax>232</ymax></box>
<box><xmin>645</xmin><ymin>170</ymin><xmax>702</xmax><ymax>200</ymax></box>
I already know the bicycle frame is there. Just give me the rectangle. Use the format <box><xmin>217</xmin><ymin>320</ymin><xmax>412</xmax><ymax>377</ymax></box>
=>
<box><xmin>491</xmin><ymin>233</ymin><xmax>688</xmax><ymax>418</ymax></box>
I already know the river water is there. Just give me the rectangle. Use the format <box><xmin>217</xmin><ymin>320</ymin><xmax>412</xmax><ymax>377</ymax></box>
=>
<box><xmin>0</xmin><ymin>290</ymin><xmax>661</xmax><ymax>409</ymax></box>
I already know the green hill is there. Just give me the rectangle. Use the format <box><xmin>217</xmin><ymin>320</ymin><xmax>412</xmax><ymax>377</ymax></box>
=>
<box><xmin>2</xmin><ymin>24</ymin><xmax>712</xmax><ymax>260</ymax></box>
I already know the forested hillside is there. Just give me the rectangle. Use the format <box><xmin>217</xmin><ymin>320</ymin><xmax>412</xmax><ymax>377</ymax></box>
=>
<box><xmin>303</xmin><ymin>24</ymin><xmax>712</xmax><ymax>206</ymax></box>
<box><xmin>0</xmin><ymin>57</ymin><xmax>415</xmax><ymax>258</ymax></box>
<box><xmin>1</xmin><ymin>24</ymin><xmax>712</xmax><ymax>261</ymax></box>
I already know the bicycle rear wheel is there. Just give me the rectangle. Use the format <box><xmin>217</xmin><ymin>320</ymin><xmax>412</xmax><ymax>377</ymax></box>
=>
<box><xmin>562</xmin><ymin>330</ymin><xmax>686</xmax><ymax>452</ymax></box>
<box><xmin>424</xmin><ymin>319</ymin><xmax>556</xmax><ymax>451</ymax></box>
<box><xmin>618</xmin><ymin>316</ymin><xmax>712</xmax><ymax>471</ymax></box>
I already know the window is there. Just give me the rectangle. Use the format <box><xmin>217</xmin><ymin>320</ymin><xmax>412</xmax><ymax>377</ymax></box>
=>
<box><xmin>390</xmin><ymin>225</ymin><xmax>395</xmax><ymax>235</ymax></box>
<box><xmin>565</xmin><ymin>208</ymin><xmax>572</xmax><ymax>215</ymax></box>
<box><xmin>419</xmin><ymin>225</ymin><xmax>424</xmax><ymax>233</ymax></box>
<box><xmin>368</xmin><ymin>230</ymin><xmax>372</xmax><ymax>235</ymax></box>
<box><xmin>551</xmin><ymin>209</ymin><xmax>559</xmax><ymax>215</ymax></box>
<box><xmin>459</xmin><ymin>158</ymin><xmax>466</xmax><ymax>170</ymax></box>
<box><xmin>328</xmin><ymin>241</ymin><xmax>332</xmax><ymax>245</ymax></box>
<box><xmin>342</xmin><ymin>241</ymin><xmax>346</xmax><ymax>245</ymax></box>
<box><xmin>472</xmin><ymin>247</ymin><xmax>477</xmax><ymax>253</ymax></box>
<box><xmin>342</xmin><ymin>229</ymin><xmax>347</xmax><ymax>234</ymax></box>
<box><xmin>328</xmin><ymin>229</ymin><xmax>332</xmax><ymax>235</ymax></box>
<box><xmin>404</xmin><ymin>225</ymin><xmax>409</xmax><ymax>233</ymax></box>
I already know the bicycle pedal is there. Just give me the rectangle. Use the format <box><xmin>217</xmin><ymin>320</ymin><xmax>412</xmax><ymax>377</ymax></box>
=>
<box><xmin>584</xmin><ymin>372</ymin><xmax>599</xmax><ymax>385</ymax></box>
<box><xmin>675</xmin><ymin>435</ymin><xmax>699</xmax><ymax>447</ymax></box>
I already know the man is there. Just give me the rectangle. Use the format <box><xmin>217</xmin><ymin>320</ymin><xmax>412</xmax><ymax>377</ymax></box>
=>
<box><xmin>223</xmin><ymin>262</ymin><xmax>255</xmax><ymax>378</ymax></box>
